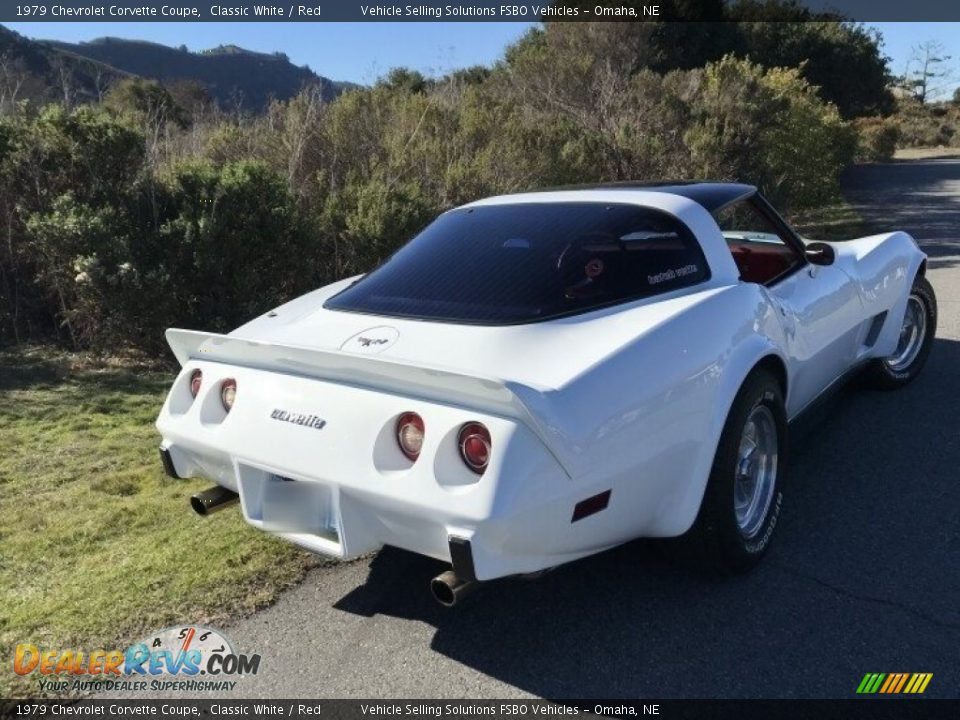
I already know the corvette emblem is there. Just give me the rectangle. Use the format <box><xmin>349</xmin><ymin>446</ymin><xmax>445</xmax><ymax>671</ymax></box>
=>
<box><xmin>340</xmin><ymin>326</ymin><xmax>400</xmax><ymax>354</ymax></box>
<box><xmin>270</xmin><ymin>409</ymin><xmax>326</xmax><ymax>430</ymax></box>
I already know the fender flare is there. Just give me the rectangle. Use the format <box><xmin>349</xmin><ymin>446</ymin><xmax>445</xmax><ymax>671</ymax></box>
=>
<box><xmin>665</xmin><ymin>337</ymin><xmax>790</xmax><ymax>537</ymax></box>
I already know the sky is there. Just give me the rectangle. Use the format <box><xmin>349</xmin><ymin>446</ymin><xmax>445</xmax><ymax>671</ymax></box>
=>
<box><xmin>4</xmin><ymin>22</ymin><xmax>535</xmax><ymax>85</ymax></box>
<box><xmin>872</xmin><ymin>23</ymin><xmax>960</xmax><ymax>97</ymax></box>
<box><xmin>4</xmin><ymin>21</ymin><xmax>959</xmax><ymax>97</ymax></box>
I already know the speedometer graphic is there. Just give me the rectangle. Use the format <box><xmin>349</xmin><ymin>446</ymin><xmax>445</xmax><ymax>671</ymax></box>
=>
<box><xmin>126</xmin><ymin>625</ymin><xmax>235</xmax><ymax>676</ymax></box>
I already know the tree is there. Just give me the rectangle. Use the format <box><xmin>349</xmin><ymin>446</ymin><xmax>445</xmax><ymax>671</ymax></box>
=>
<box><xmin>53</xmin><ymin>57</ymin><xmax>75</xmax><ymax>108</ymax></box>
<box><xmin>0</xmin><ymin>54</ymin><xmax>26</xmax><ymax>112</ymax></box>
<box><xmin>105</xmin><ymin>78</ymin><xmax>190</xmax><ymax>165</ymax></box>
<box><xmin>508</xmin><ymin>3</ymin><xmax>893</xmax><ymax>118</ymax></box>
<box><xmin>378</xmin><ymin>68</ymin><xmax>429</xmax><ymax>95</ymax></box>
<box><xmin>165</xmin><ymin>79</ymin><xmax>215</xmax><ymax>121</ymax></box>
<box><xmin>734</xmin><ymin>20</ymin><xmax>893</xmax><ymax>118</ymax></box>
<box><xmin>902</xmin><ymin>40</ymin><xmax>955</xmax><ymax>103</ymax></box>
<box><xmin>106</xmin><ymin>78</ymin><xmax>189</xmax><ymax>129</ymax></box>
<box><xmin>446</xmin><ymin>65</ymin><xmax>490</xmax><ymax>87</ymax></box>
<box><xmin>0</xmin><ymin>22</ymin><xmax>867</xmax><ymax>351</ymax></box>
<box><xmin>502</xmin><ymin>23</ymin><xmax>647</xmax><ymax>179</ymax></box>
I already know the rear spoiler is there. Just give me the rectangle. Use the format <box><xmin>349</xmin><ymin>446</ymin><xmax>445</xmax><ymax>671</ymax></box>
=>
<box><xmin>166</xmin><ymin>328</ymin><xmax>574</xmax><ymax>478</ymax></box>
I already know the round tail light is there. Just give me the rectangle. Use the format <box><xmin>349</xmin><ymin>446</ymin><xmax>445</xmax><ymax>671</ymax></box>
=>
<box><xmin>396</xmin><ymin>412</ymin><xmax>425</xmax><ymax>461</ymax></box>
<box><xmin>458</xmin><ymin>422</ymin><xmax>491</xmax><ymax>474</ymax></box>
<box><xmin>189</xmin><ymin>369</ymin><xmax>203</xmax><ymax>398</ymax></box>
<box><xmin>221</xmin><ymin>379</ymin><xmax>237</xmax><ymax>411</ymax></box>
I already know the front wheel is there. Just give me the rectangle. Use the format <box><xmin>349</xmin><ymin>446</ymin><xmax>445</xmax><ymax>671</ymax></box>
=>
<box><xmin>684</xmin><ymin>369</ymin><xmax>787</xmax><ymax>574</ymax></box>
<box><xmin>864</xmin><ymin>275</ymin><xmax>937</xmax><ymax>390</ymax></box>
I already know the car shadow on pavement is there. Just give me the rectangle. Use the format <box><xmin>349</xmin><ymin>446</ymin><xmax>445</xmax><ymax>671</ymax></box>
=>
<box><xmin>334</xmin><ymin>338</ymin><xmax>960</xmax><ymax>699</ymax></box>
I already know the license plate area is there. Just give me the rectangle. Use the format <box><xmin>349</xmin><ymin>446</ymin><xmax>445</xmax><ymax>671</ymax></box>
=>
<box><xmin>263</xmin><ymin>475</ymin><xmax>339</xmax><ymax>541</ymax></box>
<box><xmin>237</xmin><ymin>464</ymin><xmax>339</xmax><ymax>544</ymax></box>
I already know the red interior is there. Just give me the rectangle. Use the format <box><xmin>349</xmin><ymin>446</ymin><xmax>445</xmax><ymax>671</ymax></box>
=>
<box><xmin>727</xmin><ymin>241</ymin><xmax>798</xmax><ymax>284</ymax></box>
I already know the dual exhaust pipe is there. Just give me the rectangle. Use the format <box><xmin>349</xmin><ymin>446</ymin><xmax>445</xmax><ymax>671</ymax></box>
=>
<box><xmin>190</xmin><ymin>486</ymin><xmax>239</xmax><ymax>516</ymax></box>
<box><xmin>429</xmin><ymin>570</ymin><xmax>476</xmax><ymax>608</ymax></box>
<box><xmin>190</xmin><ymin>484</ymin><xmax>477</xmax><ymax>606</ymax></box>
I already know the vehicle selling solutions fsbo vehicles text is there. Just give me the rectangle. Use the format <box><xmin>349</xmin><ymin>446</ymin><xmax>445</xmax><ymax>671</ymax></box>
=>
<box><xmin>357</xmin><ymin>5</ymin><xmax>660</xmax><ymax>17</ymax></box>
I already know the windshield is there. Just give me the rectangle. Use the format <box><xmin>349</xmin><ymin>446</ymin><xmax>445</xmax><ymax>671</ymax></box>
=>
<box><xmin>324</xmin><ymin>202</ymin><xmax>709</xmax><ymax>324</ymax></box>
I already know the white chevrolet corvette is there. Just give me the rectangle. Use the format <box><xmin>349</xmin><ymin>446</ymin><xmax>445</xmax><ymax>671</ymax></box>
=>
<box><xmin>157</xmin><ymin>183</ymin><xmax>936</xmax><ymax>605</ymax></box>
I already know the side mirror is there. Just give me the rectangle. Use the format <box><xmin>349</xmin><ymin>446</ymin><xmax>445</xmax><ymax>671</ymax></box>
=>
<box><xmin>805</xmin><ymin>241</ymin><xmax>835</xmax><ymax>266</ymax></box>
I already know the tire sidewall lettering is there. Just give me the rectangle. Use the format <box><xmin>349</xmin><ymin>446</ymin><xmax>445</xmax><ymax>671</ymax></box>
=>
<box><xmin>744</xmin><ymin>491</ymin><xmax>782</xmax><ymax>555</ymax></box>
<box><xmin>736</xmin><ymin>392</ymin><xmax>783</xmax><ymax>557</ymax></box>
<box><xmin>884</xmin><ymin>285</ymin><xmax>935</xmax><ymax>381</ymax></box>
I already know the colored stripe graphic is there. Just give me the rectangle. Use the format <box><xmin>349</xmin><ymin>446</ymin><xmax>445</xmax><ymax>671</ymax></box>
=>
<box><xmin>857</xmin><ymin>673</ymin><xmax>885</xmax><ymax>693</ymax></box>
<box><xmin>857</xmin><ymin>673</ymin><xmax>932</xmax><ymax>694</ymax></box>
<box><xmin>893</xmin><ymin>673</ymin><xmax>910</xmax><ymax>693</ymax></box>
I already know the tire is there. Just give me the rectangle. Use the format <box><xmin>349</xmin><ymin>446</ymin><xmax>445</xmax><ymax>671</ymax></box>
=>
<box><xmin>685</xmin><ymin>369</ymin><xmax>787</xmax><ymax>574</ymax></box>
<box><xmin>863</xmin><ymin>275</ymin><xmax>937</xmax><ymax>390</ymax></box>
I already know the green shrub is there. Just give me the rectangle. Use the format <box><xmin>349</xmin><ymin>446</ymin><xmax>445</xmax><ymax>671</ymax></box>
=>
<box><xmin>0</xmin><ymin>43</ymin><xmax>864</xmax><ymax>353</ymax></box>
<box><xmin>127</xmin><ymin>160</ymin><xmax>314</xmax><ymax>350</ymax></box>
<box><xmin>674</xmin><ymin>57</ymin><xmax>855</xmax><ymax>210</ymax></box>
<box><xmin>891</xmin><ymin>97</ymin><xmax>960</xmax><ymax>148</ymax></box>
<box><xmin>1</xmin><ymin>105</ymin><xmax>145</xmax><ymax>346</ymax></box>
<box><xmin>0</xmin><ymin>103</ymin><xmax>314</xmax><ymax>351</ymax></box>
<box><xmin>853</xmin><ymin>117</ymin><xmax>900</xmax><ymax>162</ymax></box>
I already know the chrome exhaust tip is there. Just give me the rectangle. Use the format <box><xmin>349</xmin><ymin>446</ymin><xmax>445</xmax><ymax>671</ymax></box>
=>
<box><xmin>430</xmin><ymin>570</ymin><xmax>476</xmax><ymax>607</ymax></box>
<box><xmin>190</xmin><ymin>486</ymin><xmax>239</xmax><ymax>516</ymax></box>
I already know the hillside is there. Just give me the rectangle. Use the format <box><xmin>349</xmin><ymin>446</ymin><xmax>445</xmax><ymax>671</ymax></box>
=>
<box><xmin>0</xmin><ymin>26</ymin><xmax>351</xmax><ymax>112</ymax></box>
<box><xmin>0</xmin><ymin>25</ymin><xmax>128</xmax><ymax>105</ymax></box>
<box><xmin>43</xmin><ymin>37</ymin><xmax>352</xmax><ymax>110</ymax></box>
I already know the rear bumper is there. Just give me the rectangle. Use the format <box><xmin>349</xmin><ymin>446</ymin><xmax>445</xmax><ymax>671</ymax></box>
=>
<box><xmin>155</xmin><ymin>360</ymin><xmax>622</xmax><ymax>580</ymax></box>
<box><xmin>168</xmin><ymin>433</ymin><xmax>478</xmax><ymax>577</ymax></box>
<box><xmin>160</xmin><ymin>437</ymin><xmax>610</xmax><ymax>580</ymax></box>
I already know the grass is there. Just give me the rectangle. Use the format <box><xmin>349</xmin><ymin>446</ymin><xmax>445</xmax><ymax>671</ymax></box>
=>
<box><xmin>0</xmin><ymin>346</ymin><xmax>321</xmax><ymax>698</ymax></box>
<box><xmin>894</xmin><ymin>147</ymin><xmax>960</xmax><ymax>160</ymax></box>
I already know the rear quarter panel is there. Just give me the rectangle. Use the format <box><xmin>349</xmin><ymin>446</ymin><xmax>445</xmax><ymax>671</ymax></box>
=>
<box><xmin>519</xmin><ymin>282</ymin><xmax>789</xmax><ymax>540</ymax></box>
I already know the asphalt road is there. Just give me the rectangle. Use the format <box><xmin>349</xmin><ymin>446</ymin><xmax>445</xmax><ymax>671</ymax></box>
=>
<box><xmin>148</xmin><ymin>160</ymin><xmax>960</xmax><ymax>699</ymax></box>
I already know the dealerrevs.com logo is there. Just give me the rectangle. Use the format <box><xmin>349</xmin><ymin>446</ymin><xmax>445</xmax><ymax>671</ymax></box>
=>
<box><xmin>13</xmin><ymin>625</ymin><xmax>260</xmax><ymax>694</ymax></box>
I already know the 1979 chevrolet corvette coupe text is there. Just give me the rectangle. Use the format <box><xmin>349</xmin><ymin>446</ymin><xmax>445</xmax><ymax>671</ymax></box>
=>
<box><xmin>157</xmin><ymin>183</ymin><xmax>936</xmax><ymax>605</ymax></box>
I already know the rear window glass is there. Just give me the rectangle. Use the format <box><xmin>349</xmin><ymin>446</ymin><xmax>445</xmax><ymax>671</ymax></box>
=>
<box><xmin>324</xmin><ymin>202</ymin><xmax>709</xmax><ymax>324</ymax></box>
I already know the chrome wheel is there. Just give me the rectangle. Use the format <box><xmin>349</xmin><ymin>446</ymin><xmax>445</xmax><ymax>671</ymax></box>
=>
<box><xmin>885</xmin><ymin>294</ymin><xmax>927</xmax><ymax>372</ymax></box>
<box><xmin>734</xmin><ymin>404</ymin><xmax>778</xmax><ymax>539</ymax></box>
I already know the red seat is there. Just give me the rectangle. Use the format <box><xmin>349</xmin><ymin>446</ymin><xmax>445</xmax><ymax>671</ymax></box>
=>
<box><xmin>728</xmin><ymin>242</ymin><xmax>795</xmax><ymax>284</ymax></box>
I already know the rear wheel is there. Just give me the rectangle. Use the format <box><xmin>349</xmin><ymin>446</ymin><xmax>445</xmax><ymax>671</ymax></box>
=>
<box><xmin>686</xmin><ymin>369</ymin><xmax>787</xmax><ymax>574</ymax></box>
<box><xmin>864</xmin><ymin>275</ymin><xmax>936</xmax><ymax>390</ymax></box>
